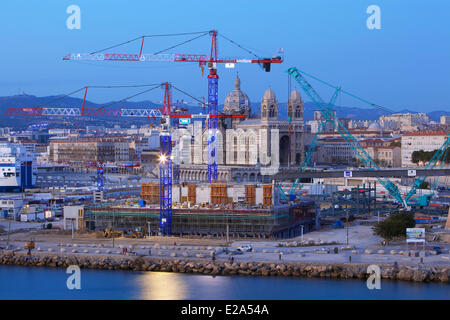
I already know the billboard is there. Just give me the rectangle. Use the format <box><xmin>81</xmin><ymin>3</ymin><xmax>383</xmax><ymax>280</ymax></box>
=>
<box><xmin>406</xmin><ymin>228</ymin><xmax>425</xmax><ymax>243</ymax></box>
<box><xmin>407</xmin><ymin>169</ymin><xmax>416</xmax><ymax>177</ymax></box>
<box><xmin>179</xmin><ymin>118</ymin><xmax>190</xmax><ymax>125</ymax></box>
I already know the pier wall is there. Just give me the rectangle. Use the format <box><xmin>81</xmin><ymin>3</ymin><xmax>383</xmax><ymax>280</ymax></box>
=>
<box><xmin>0</xmin><ymin>252</ymin><xmax>448</xmax><ymax>283</ymax></box>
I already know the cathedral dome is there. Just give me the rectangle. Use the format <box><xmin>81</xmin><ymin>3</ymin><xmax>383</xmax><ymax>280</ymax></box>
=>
<box><xmin>368</xmin><ymin>122</ymin><xmax>382</xmax><ymax>131</ymax></box>
<box><xmin>289</xmin><ymin>89</ymin><xmax>302</xmax><ymax>102</ymax></box>
<box><xmin>223</xmin><ymin>75</ymin><xmax>251</xmax><ymax>116</ymax></box>
<box><xmin>263</xmin><ymin>88</ymin><xmax>277</xmax><ymax>101</ymax></box>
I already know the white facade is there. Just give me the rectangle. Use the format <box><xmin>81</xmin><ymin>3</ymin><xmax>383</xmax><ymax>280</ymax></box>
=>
<box><xmin>0</xmin><ymin>143</ymin><xmax>36</xmax><ymax>189</ymax></box>
<box><xmin>48</xmin><ymin>129</ymin><xmax>71</xmax><ymax>137</ymax></box>
<box><xmin>0</xmin><ymin>196</ymin><xmax>24</xmax><ymax>218</ymax></box>
<box><xmin>63</xmin><ymin>205</ymin><xmax>84</xmax><ymax>230</ymax></box>
<box><xmin>380</xmin><ymin>113</ymin><xmax>430</xmax><ymax>130</ymax></box>
<box><xmin>173</xmin><ymin>79</ymin><xmax>303</xmax><ymax>174</ymax></box>
<box><xmin>401</xmin><ymin>131</ymin><xmax>448</xmax><ymax>167</ymax></box>
<box><xmin>440</xmin><ymin>115</ymin><xmax>450</xmax><ymax>125</ymax></box>
<box><xmin>114</xmin><ymin>142</ymin><xmax>130</xmax><ymax>162</ymax></box>
<box><xmin>147</xmin><ymin>130</ymin><xmax>160</xmax><ymax>149</ymax></box>
<box><xmin>315</xmin><ymin>139</ymin><xmax>354</xmax><ymax>164</ymax></box>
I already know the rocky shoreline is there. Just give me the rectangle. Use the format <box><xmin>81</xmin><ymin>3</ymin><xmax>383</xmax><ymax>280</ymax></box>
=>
<box><xmin>0</xmin><ymin>252</ymin><xmax>449</xmax><ymax>283</ymax></box>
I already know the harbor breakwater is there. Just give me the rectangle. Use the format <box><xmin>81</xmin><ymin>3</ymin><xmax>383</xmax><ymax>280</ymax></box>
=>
<box><xmin>0</xmin><ymin>252</ymin><xmax>448</xmax><ymax>283</ymax></box>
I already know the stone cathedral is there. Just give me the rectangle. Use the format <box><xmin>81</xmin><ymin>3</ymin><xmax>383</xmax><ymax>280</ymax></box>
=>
<box><xmin>173</xmin><ymin>76</ymin><xmax>305</xmax><ymax>183</ymax></box>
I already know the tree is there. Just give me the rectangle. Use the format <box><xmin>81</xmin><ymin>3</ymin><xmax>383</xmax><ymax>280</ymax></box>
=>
<box><xmin>419</xmin><ymin>181</ymin><xmax>429</xmax><ymax>189</ymax></box>
<box><xmin>411</xmin><ymin>148</ymin><xmax>450</xmax><ymax>165</ymax></box>
<box><xmin>373</xmin><ymin>212</ymin><xmax>415</xmax><ymax>241</ymax></box>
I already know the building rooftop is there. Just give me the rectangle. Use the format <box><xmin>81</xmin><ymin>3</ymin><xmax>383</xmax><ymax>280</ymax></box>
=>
<box><xmin>236</xmin><ymin>119</ymin><xmax>262</xmax><ymax>127</ymax></box>
<box><xmin>403</xmin><ymin>130</ymin><xmax>448</xmax><ymax>137</ymax></box>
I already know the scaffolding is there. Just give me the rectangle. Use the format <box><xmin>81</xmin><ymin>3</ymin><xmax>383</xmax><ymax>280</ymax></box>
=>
<box><xmin>324</xmin><ymin>182</ymin><xmax>378</xmax><ymax>216</ymax></box>
<box><xmin>245</xmin><ymin>185</ymin><xmax>256</xmax><ymax>206</ymax></box>
<box><xmin>263</xmin><ymin>184</ymin><xmax>273</xmax><ymax>207</ymax></box>
<box><xmin>210</xmin><ymin>184</ymin><xmax>228</xmax><ymax>205</ymax></box>
<box><xmin>84</xmin><ymin>201</ymin><xmax>316</xmax><ymax>239</ymax></box>
<box><xmin>140</xmin><ymin>183</ymin><xmax>160</xmax><ymax>204</ymax></box>
<box><xmin>187</xmin><ymin>184</ymin><xmax>196</xmax><ymax>204</ymax></box>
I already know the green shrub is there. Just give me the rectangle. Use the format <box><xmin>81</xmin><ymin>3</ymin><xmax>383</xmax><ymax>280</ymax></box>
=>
<box><xmin>373</xmin><ymin>212</ymin><xmax>415</xmax><ymax>241</ymax></box>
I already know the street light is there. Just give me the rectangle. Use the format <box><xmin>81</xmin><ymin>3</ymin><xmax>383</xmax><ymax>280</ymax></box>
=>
<box><xmin>159</xmin><ymin>154</ymin><xmax>167</xmax><ymax>163</ymax></box>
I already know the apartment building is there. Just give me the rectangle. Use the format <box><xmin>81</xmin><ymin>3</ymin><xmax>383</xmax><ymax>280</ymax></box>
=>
<box><xmin>401</xmin><ymin>131</ymin><xmax>448</xmax><ymax>166</ymax></box>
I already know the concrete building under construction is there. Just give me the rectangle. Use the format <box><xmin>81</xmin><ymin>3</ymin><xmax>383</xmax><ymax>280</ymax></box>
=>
<box><xmin>84</xmin><ymin>182</ymin><xmax>316</xmax><ymax>239</ymax></box>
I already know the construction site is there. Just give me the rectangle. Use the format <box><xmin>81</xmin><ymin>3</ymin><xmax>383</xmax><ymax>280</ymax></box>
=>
<box><xmin>3</xmin><ymin>29</ymin><xmax>450</xmax><ymax>243</ymax></box>
<box><xmin>82</xmin><ymin>182</ymin><xmax>316</xmax><ymax>239</ymax></box>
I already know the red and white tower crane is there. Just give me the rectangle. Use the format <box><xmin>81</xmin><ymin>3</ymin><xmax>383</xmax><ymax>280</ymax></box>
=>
<box><xmin>4</xmin><ymin>82</ymin><xmax>244</xmax><ymax>235</ymax></box>
<box><xmin>62</xmin><ymin>29</ymin><xmax>283</xmax><ymax>182</ymax></box>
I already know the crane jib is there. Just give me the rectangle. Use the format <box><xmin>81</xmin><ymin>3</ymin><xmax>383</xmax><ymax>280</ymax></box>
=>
<box><xmin>286</xmin><ymin>67</ymin><xmax>407</xmax><ymax>207</ymax></box>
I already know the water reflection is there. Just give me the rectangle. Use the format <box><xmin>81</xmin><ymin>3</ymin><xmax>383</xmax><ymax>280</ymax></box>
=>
<box><xmin>137</xmin><ymin>272</ymin><xmax>188</xmax><ymax>300</ymax></box>
<box><xmin>1</xmin><ymin>266</ymin><xmax>448</xmax><ymax>300</ymax></box>
<box><xmin>135</xmin><ymin>272</ymin><xmax>293</xmax><ymax>300</ymax></box>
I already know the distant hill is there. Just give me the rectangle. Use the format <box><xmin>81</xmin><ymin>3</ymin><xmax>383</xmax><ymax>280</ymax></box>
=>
<box><xmin>249</xmin><ymin>102</ymin><xmax>424</xmax><ymax>121</ymax></box>
<box><xmin>427</xmin><ymin>110</ymin><xmax>450</xmax><ymax>122</ymax></box>
<box><xmin>0</xmin><ymin>93</ymin><xmax>158</xmax><ymax>110</ymax></box>
<box><xmin>0</xmin><ymin>94</ymin><xmax>448</xmax><ymax>127</ymax></box>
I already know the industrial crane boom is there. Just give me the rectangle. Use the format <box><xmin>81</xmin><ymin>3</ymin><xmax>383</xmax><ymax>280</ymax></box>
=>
<box><xmin>287</xmin><ymin>67</ymin><xmax>407</xmax><ymax>207</ymax></box>
<box><xmin>63</xmin><ymin>53</ymin><xmax>282</xmax><ymax>65</ymax></box>
<box><xmin>62</xmin><ymin>30</ymin><xmax>283</xmax><ymax>183</ymax></box>
<box><xmin>278</xmin><ymin>87</ymin><xmax>341</xmax><ymax>201</ymax></box>
<box><xmin>405</xmin><ymin>133</ymin><xmax>450</xmax><ymax>206</ymax></box>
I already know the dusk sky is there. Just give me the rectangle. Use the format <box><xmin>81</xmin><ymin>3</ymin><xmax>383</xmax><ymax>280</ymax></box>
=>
<box><xmin>0</xmin><ymin>0</ymin><xmax>449</xmax><ymax>111</ymax></box>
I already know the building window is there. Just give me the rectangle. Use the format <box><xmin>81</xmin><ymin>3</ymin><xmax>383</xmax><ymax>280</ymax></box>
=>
<box><xmin>295</xmin><ymin>106</ymin><xmax>301</xmax><ymax>118</ymax></box>
<box><xmin>234</xmin><ymin>137</ymin><xmax>238</xmax><ymax>163</ymax></box>
<box><xmin>245</xmin><ymin>137</ymin><xmax>249</xmax><ymax>164</ymax></box>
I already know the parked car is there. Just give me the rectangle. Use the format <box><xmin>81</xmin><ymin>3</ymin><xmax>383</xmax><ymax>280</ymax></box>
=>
<box><xmin>432</xmin><ymin>246</ymin><xmax>442</xmax><ymax>255</ymax></box>
<box><xmin>237</xmin><ymin>245</ymin><xmax>253</xmax><ymax>252</ymax></box>
<box><xmin>228</xmin><ymin>249</ymin><xmax>243</xmax><ymax>255</ymax></box>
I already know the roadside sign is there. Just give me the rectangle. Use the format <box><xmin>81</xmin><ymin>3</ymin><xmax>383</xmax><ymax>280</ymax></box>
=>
<box><xmin>406</xmin><ymin>228</ymin><xmax>425</xmax><ymax>243</ymax></box>
<box><xmin>344</xmin><ymin>171</ymin><xmax>352</xmax><ymax>178</ymax></box>
<box><xmin>179</xmin><ymin>118</ymin><xmax>190</xmax><ymax>125</ymax></box>
<box><xmin>407</xmin><ymin>169</ymin><xmax>416</xmax><ymax>177</ymax></box>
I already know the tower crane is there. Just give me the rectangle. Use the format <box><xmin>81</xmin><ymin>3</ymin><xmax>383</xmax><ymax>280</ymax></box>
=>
<box><xmin>86</xmin><ymin>161</ymin><xmax>105</xmax><ymax>192</ymax></box>
<box><xmin>278</xmin><ymin>87</ymin><xmax>341</xmax><ymax>201</ymax></box>
<box><xmin>286</xmin><ymin>67</ymin><xmax>407</xmax><ymax>208</ymax></box>
<box><xmin>405</xmin><ymin>134</ymin><xmax>450</xmax><ymax>207</ymax></box>
<box><xmin>5</xmin><ymin>83</ymin><xmax>244</xmax><ymax>235</ymax></box>
<box><xmin>62</xmin><ymin>29</ymin><xmax>283</xmax><ymax>182</ymax></box>
<box><xmin>278</xmin><ymin>68</ymin><xmax>400</xmax><ymax>201</ymax></box>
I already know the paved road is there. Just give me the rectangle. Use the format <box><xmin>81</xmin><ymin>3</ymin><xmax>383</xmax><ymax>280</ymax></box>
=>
<box><xmin>2</xmin><ymin>238</ymin><xmax>449</xmax><ymax>267</ymax></box>
<box><xmin>276</xmin><ymin>168</ymin><xmax>450</xmax><ymax>179</ymax></box>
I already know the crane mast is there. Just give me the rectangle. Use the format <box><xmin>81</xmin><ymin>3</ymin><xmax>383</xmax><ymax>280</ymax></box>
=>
<box><xmin>287</xmin><ymin>67</ymin><xmax>407</xmax><ymax>207</ymax></box>
<box><xmin>405</xmin><ymin>134</ymin><xmax>450</xmax><ymax>206</ymax></box>
<box><xmin>62</xmin><ymin>29</ymin><xmax>283</xmax><ymax>183</ymax></box>
<box><xmin>207</xmin><ymin>30</ymin><xmax>219</xmax><ymax>182</ymax></box>
<box><xmin>4</xmin><ymin>82</ymin><xmax>245</xmax><ymax>235</ymax></box>
<box><xmin>279</xmin><ymin>87</ymin><xmax>341</xmax><ymax>200</ymax></box>
<box><xmin>159</xmin><ymin>82</ymin><xmax>173</xmax><ymax>235</ymax></box>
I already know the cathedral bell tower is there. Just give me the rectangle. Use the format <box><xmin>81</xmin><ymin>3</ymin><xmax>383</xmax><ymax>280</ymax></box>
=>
<box><xmin>261</xmin><ymin>88</ymin><xmax>278</xmax><ymax>123</ymax></box>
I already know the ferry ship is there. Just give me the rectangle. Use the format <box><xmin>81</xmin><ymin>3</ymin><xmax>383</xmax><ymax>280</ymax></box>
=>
<box><xmin>0</xmin><ymin>143</ymin><xmax>36</xmax><ymax>192</ymax></box>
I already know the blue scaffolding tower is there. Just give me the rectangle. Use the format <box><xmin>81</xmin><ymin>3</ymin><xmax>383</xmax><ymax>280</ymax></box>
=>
<box><xmin>207</xmin><ymin>71</ymin><xmax>219</xmax><ymax>182</ymax></box>
<box><xmin>159</xmin><ymin>133</ymin><xmax>173</xmax><ymax>235</ymax></box>
<box><xmin>97</xmin><ymin>165</ymin><xmax>104</xmax><ymax>191</ymax></box>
